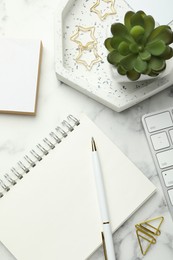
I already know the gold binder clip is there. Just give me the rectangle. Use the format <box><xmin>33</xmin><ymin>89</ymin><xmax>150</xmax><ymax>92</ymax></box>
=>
<box><xmin>135</xmin><ymin>216</ymin><xmax>164</xmax><ymax>255</ymax></box>
<box><xmin>101</xmin><ymin>232</ymin><xmax>108</xmax><ymax>260</ymax></box>
<box><xmin>90</xmin><ymin>0</ymin><xmax>116</xmax><ymax>21</ymax></box>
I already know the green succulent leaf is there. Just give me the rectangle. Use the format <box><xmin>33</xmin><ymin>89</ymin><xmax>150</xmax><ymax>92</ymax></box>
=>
<box><xmin>146</xmin><ymin>40</ymin><xmax>166</xmax><ymax>56</ymax></box>
<box><xmin>107</xmin><ymin>50</ymin><xmax>124</xmax><ymax>65</ymax></box>
<box><xmin>134</xmin><ymin>56</ymin><xmax>147</xmax><ymax>73</ymax></box>
<box><xmin>130</xmin><ymin>11</ymin><xmax>145</xmax><ymax>27</ymax></box>
<box><xmin>111</xmin><ymin>23</ymin><xmax>127</xmax><ymax>35</ymax></box>
<box><xmin>130</xmin><ymin>25</ymin><xmax>145</xmax><ymax>42</ymax></box>
<box><xmin>153</xmin><ymin>63</ymin><xmax>166</xmax><ymax>72</ymax></box>
<box><xmin>111</xmin><ymin>23</ymin><xmax>133</xmax><ymax>42</ymax></box>
<box><xmin>104</xmin><ymin>38</ymin><xmax>114</xmax><ymax>51</ymax></box>
<box><xmin>143</xmin><ymin>65</ymin><xmax>152</xmax><ymax>75</ymax></box>
<box><xmin>143</xmin><ymin>15</ymin><xmax>155</xmax><ymax>39</ymax></box>
<box><xmin>160</xmin><ymin>46</ymin><xmax>173</xmax><ymax>59</ymax></box>
<box><xmin>139</xmin><ymin>50</ymin><xmax>151</xmax><ymax>61</ymax></box>
<box><xmin>149</xmin><ymin>57</ymin><xmax>166</xmax><ymax>71</ymax></box>
<box><xmin>117</xmin><ymin>65</ymin><xmax>127</xmax><ymax>75</ymax></box>
<box><xmin>110</xmin><ymin>36</ymin><xmax>126</xmax><ymax>49</ymax></box>
<box><xmin>147</xmin><ymin>25</ymin><xmax>170</xmax><ymax>39</ymax></box>
<box><xmin>118</xmin><ymin>41</ymin><xmax>130</xmax><ymax>55</ymax></box>
<box><xmin>129</xmin><ymin>43</ymin><xmax>139</xmax><ymax>53</ymax></box>
<box><xmin>148</xmin><ymin>71</ymin><xmax>160</xmax><ymax>77</ymax></box>
<box><xmin>126</xmin><ymin>69</ymin><xmax>140</xmax><ymax>81</ymax></box>
<box><xmin>136</xmin><ymin>10</ymin><xmax>146</xmax><ymax>17</ymax></box>
<box><xmin>147</xmin><ymin>25</ymin><xmax>173</xmax><ymax>44</ymax></box>
<box><xmin>119</xmin><ymin>54</ymin><xmax>137</xmax><ymax>70</ymax></box>
<box><xmin>124</xmin><ymin>11</ymin><xmax>135</xmax><ymax>31</ymax></box>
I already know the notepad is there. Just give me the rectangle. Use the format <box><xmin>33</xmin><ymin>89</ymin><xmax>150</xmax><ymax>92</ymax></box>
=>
<box><xmin>0</xmin><ymin>38</ymin><xmax>42</xmax><ymax>115</ymax></box>
<box><xmin>0</xmin><ymin>114</ymin><xmax>156</xmax><ymax>260</ymax></box>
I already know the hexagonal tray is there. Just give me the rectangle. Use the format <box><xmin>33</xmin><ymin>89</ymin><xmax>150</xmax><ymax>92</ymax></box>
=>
<box><xmin>55</xmin><ymin>0</ymin><xmax>173</xmax><ymax>112</ymax></box>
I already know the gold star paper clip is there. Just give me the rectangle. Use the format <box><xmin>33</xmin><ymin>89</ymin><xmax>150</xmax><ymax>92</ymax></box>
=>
<box><xmin>75</xmin><ymin>44</ymin><xmax>102</xmax><ymax>71</ymax></box>
<box><xmin>70</xmin><ymin>26</ymin><xmax>97</xmax><ymax>48</ymax></box>
<box><xmin>90</xmin><ymin>0</ymin><xmax>116</xmax><ymax>21</ymax></box>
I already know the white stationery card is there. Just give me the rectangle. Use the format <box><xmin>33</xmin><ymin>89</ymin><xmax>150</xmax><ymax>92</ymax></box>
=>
<box><xmin>0</xmin><ymin>115</ymin><xmax>156</xmax><ymax>259</ymax></box>
<box><xmin>0</xmin><ymin>38</ymin><xmax>42</xmax><ymax>115</ymax></box>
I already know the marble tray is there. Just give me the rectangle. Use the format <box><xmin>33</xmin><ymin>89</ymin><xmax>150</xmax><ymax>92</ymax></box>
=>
<box><xmin>55</xmin><ymin>0</ymin><xmax>173</xmax><ymax>112</ymax></box>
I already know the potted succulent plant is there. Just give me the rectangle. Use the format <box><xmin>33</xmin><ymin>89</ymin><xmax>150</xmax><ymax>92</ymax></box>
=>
<box><xmin>104</xmin><ymin>10</ymin><xmax>173</xmax><ymax>81</ymax></box>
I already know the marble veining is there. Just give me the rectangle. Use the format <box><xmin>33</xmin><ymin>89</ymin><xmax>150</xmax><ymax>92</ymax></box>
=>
<box><xmin>0</xmin><ymin>0</ymin><xmax>173</xmax><ymax>259</ymax></box>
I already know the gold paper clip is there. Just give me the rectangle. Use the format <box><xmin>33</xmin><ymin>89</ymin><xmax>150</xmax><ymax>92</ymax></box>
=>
<box><xmin>75</xmin><ymin>43</ymin><xmax>102</xmax><ymax>70</ymax></box>
<box><xmin>135</xmin><ymin>216</ymin><xmax>164</xmax><ymax>256</ymax></box>
<box><xmin>70</xmin><ymin>26</ymin><xmax>97</xmax><ymax>48</ymax></box>
<box><xmin>70</xmin><ymin>26</ymin><xmax>102</xmax><ymax>70</ymax></box>
<box><xmin>101</xmin><ymin>232</ymin><xmax>108</xmax><ymax>260</ymax></box>
<box><xmin>90</xmin><ymin>0</ymin><xmax>116</xmax><ymax>21</ymax></box>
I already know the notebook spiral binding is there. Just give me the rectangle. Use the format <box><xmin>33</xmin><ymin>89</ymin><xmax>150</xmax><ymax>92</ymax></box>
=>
<box><xmin>0</xmin><ymin>115</ymin><xmax>80</xmax><ymax>198</ymax></box>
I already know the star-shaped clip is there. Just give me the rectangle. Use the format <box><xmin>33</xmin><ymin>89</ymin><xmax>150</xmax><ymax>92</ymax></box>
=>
<box><xmin>90</xmin><ymin>0</ymin><xmax>116</xmax><ymax>21</ymax></box>
<box><xmin>75</xmin><ymin>44</ymin><xmax>102</xmax><ymax>70</ymax></box>
<box><xmin>70</xmin><ymin>26</ymin><xmax>97</xmax><ymax>48</ymax></box>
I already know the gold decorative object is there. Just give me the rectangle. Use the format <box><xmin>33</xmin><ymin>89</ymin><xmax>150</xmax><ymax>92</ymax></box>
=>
<box><xmin>135</xmin><ymin>216</ymin><xmax>164</xmax><ymax>256</ymax></box>
<box><xmin>90</xmin><ymin>0</ymin><xmax>116</xmax><ymax>21</ymax></box>
<box><xmin>70</xmin><ymin>26</ymin><xmax>102</xmax><ymax>70</ymax></box>
<box><xmin>70</xmin><ymin>26</ymin><xmax>97</xmax><ymax>48</ymax></box>
<box><xmin>75</xmin><ymin>44</ymin><xmax>102</xmax><ymax>70</ymax></box>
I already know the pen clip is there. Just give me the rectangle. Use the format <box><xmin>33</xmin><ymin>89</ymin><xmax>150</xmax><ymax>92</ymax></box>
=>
<box><xmin>101</xmin><ymin>232</ymin><xmax>108</xmax><ymax>260</ymax></box>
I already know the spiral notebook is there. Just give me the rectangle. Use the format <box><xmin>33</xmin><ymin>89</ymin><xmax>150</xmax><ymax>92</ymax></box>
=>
<box><xmin>0</xmin><ymin>114</ymin><xmax>156</xmax><ymax>260</ymax></box>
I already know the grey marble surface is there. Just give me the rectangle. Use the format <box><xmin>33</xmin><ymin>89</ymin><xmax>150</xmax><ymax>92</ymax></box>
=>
<box><xmin>0</xmin><ymin>0</ymin><xmax>173</xmax><ymax>259</ymax></box>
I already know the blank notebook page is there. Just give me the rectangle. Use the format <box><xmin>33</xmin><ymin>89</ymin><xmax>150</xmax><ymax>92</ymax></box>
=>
<box><xmin>0</xmin><ymin>38</ymin><xmax>42</xmax><ymax>115</ymax></box>
<box><xmin>0</xmin><ymin>115</ymin><xmax>156</xmax><ymax>260</ymax></box>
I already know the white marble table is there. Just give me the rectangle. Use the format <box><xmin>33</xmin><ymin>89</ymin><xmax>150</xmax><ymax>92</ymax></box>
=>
<box><xmin>0</xmin><ymin>0</ymin><xmax>173</xmax><ymax>259</ymax></box>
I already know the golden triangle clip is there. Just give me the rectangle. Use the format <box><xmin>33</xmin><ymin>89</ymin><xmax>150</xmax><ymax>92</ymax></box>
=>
<box><xmin>135</xmin><ymin>216</ymin><xmax>164</xmax><ymax>255</ymax></box>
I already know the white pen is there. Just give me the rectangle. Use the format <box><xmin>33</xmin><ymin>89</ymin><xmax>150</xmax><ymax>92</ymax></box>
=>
<box><xmin>91</xmin><ymin>137</ymin><xmax>116</xmax><ymax>260</ymax></box>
